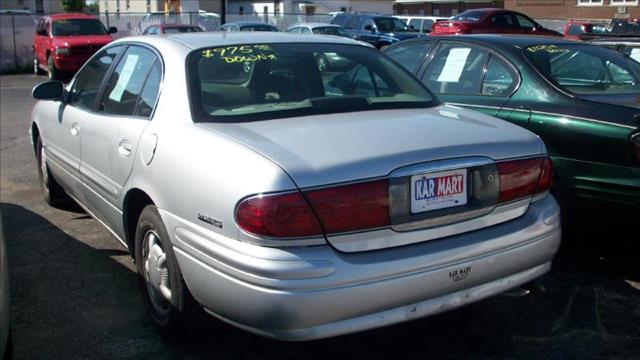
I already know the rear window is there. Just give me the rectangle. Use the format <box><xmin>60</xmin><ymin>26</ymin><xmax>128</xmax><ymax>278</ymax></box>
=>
<box><xmin>452</xmin><ymin>10</ymin><xmax>487</xmax><ymax>22</ymax></box>
<box><xmin>240</xmin><ymin>25</ymin><xmax>277</xmax><ymax>32</ymax></box>
<box><xmin>52</xmin><ymin>19</ymin><xmax>107</xmax><ymax>36</ymax></box>
<box><xmin>524</xmin><ymin>44</ymin><xmax>640</xmax><ymax>96</ymax></box>
<box><xmin>188</xmin><ymin>43</ymin><xmax>437</xmax><ymax>122</ymax></box>
<box><xmin>163</xmin><ymin>26</ymin><xmax>202</xmax><ymax>33</ymax></box>
<box><xmin>312</xmin><ymin>26</ymin><xmax>349</xmax><ymax>37</ymax></box>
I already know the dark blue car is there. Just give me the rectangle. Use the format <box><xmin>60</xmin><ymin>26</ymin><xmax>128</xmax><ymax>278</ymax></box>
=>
<box><xmin>331</xmin><ymin>13</ymin><xmax>424</xmax><ymax>49</ymax></box>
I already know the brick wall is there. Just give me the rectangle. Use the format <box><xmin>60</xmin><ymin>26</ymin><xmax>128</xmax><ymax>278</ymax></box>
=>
<box><xmin>504</xmin><ymin>0</ymin><xmax>640</xmax><ymax>20</ymax></box>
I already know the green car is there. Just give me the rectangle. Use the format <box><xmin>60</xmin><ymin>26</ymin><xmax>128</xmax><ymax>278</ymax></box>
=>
<box><xmin>384</xmin><ymin>35</ymin><xmax>640</xmax><ymax>214</ymax></box>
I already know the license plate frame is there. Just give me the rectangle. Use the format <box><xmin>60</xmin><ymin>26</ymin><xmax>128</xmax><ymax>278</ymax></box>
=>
<box><xmin>410</xmin><ymin>169</ymin><xmax>468</xmax><ymax>214</ymax></box>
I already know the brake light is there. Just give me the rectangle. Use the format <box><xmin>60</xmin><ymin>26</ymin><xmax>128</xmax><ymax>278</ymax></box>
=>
<box><xmin>497</xmin><ymin>157</ymin><xmax>553</xmax><ymax>203</ymax></box>
<box><xmin>235</xmin><ymin>192</ymin><xmax>323</xmax><ymax>238</ymax></box>
<box><xmin>236</xmin><ymin>180</ymin><xmax>390</xmax><ymax>238</ymax></box>
<box><xmin>305</xmin><ymin>180</ymin><xmax>389</xmax><ymax>234</ymax></box>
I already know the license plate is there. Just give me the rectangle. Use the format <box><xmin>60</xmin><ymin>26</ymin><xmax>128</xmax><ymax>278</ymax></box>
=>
<box><xmin>411</xmin><ymin>169</ymin><xmax>467</xmax><ymax>214</ymax></box>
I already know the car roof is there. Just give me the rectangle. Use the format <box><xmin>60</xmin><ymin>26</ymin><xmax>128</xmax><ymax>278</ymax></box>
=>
<box><xmin>290</xmin><ymin>23</ymin><xmax>340</xmax><ymax>28</ymax></box>
<box><xmin>406</xmin><ymin>34</ymin><xmax>579</xmax><ymax>46</ymax></box>
<box><xmin>117</xmin><ymin>32</ymin><xmax>365</xmax><ymax>50</ymax></box>
<box><xmin>46</xmin><ymin>13</ymin><xmax>98</xmax><ymax>20</ymax></box>
<box><xmin>226</xmin><ymin>21</ymin><xmax>275</xmax><ymax>26</ymax></box>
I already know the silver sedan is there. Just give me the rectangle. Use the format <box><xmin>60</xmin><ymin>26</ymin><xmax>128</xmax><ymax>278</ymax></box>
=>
<box><xmin>30</xmin><ymin>32</ymin><xmax>561</xmax><ymax>340</ymax></box>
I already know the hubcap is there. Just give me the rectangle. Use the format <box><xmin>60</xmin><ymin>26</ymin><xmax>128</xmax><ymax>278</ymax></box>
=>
<box><xmin>143</xmin><ymin>230</ymin><xmax>172</xmax><ymax>314</ymax></box>
<box><xmin>40</xmin><ymin>146</ymin><xmax>49</xmax><ymax>190</ymax></box>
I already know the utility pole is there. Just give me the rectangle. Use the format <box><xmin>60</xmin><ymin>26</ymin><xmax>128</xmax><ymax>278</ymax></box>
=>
<box><xmin>221</xmin><ymin>0</ymin><xmax>226</xmax><ymax>24</ymax></box>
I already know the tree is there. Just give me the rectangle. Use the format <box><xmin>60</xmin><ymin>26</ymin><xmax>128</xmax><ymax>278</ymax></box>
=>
<box><xmin>60</xmin><ymin>0</ymin><xmax>86</xmax><ymax>12</ymax></box>
<box><xmin>85</xmin><ymin>2</ymin><xmax>99</xmax><ymax>13</ymax></box>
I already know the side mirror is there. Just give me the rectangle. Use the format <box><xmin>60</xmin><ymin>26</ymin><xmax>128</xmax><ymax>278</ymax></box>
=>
<box><xmin>32</xmin><ymin>81</ymin><xmax>64</xmax><ymax>101</ymax></box>
<box><xmin>108</xmin><ymin>26</ymin><xmax>118</xmax><ymax>34</ymax></box>
<box><xmin>364</xmin><ymin>24</ymin><xmax>374</xmax><ymax>32</ymax></box>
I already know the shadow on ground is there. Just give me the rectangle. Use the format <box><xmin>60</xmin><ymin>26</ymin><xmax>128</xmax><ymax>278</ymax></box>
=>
<box><xmin>2</xmin><ymin>202</ymin><xmax>639</xmax><ymax>360</ymax></box>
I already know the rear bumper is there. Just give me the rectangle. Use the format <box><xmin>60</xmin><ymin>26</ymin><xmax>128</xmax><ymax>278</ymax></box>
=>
<box><xmin>164</xmin><ymin>195</ymin><xmax>561</xmax><ymax>341</ymax></box>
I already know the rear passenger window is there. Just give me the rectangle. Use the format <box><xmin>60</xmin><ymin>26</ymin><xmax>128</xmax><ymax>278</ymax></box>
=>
<box><xmin>136</xmin><ymin>62</ymin><xmax>162</xmax><ymax>118</ymax></box>
<box><xmin>482</xmin><ymin>55</ymin><xmax>517</xmax><ymax>96</ymax></box>
<box><xmin>100</xmin><ymin>46</ymin><xmax>159</xmax><ymax>117</ymax></box>
<box><xmin>385</xmin><ymin>43</ymin><xmax>433</xmax><ymax>73</ymax></box>
<box><xmin>344</xmin><ymin>16</ymin><xmax>359</xmax><ymax>30</ymax></box>
<box><xmin>421</xmin><ymin>44</ymin><xmax>488</xmax><ymax>95</ymax></box>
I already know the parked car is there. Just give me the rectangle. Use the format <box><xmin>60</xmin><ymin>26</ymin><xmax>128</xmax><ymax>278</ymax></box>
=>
<box><xmin>286</xmin><ymin>23</ymin><xmax>354</xmax><ymax>70</ymax></box>
<box><xmin>431</xmin><ymin>9</ymin><xmax>560</xmax><ymax>36</ymax></box>
<box><xmin>563</xmin><ymin>21</ymin><xmax>608</xmax><ymax>41</ymax></box>
<box><xmin>331</xmin><ymin>13</ymin><xmax>425</xmax><ymax>49</ymax></box>
<box><xmin>143</xmin><ymin>23</ymin><xmax>203</xmax><ymax>35</ymax></box>
<box><xmin>384</xmin><ymin>35</ymin><xmax>640</xmax><ymax>216</ymax></box>
<box><xmin>589</xmin><ymin>38</ymin><xmax>640</xmax><ymax>62</ymax></box>
<box><xmin>33</xmin><ymin>13</ymin><xmax>117</xmax><ymax>80</ymax></box>
<box><xmin>30</xmin><ymin>32</ymin><xmax>560</xmax><ymax>340</ymax></box>
<box><xmin>396</xmin><ymin>15</ymin><xmax>449</xmax><ymax>33</ymax></box>
<box><xmin>216</xmin><ymin>21</ymin><xmax>278</xmax><ymax>32</ymax></box>
<box><xmin>0</xmin><ymin>217</ymin><xmax>10</xmax><ymax>359</ymax></box>
<box><xmin>610</xmin><ymin>20</ymin><xmax>640</xmax><ymax>36</ymax></box>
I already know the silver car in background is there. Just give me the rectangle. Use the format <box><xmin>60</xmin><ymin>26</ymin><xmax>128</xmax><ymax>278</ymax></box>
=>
<box><xmin>30</xmin><ymin>32</ymin><xmax>561</xmax><ymax>340</ymax></box>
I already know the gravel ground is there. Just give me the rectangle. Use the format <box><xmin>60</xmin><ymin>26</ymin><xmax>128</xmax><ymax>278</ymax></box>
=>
<box><xmin>1</xmin><ymin>74</ymin><xmax>639</xmax><ymax>360</ymax></box>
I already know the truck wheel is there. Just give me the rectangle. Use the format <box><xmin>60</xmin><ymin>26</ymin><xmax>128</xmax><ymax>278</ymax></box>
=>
<box><xmin>135</xmin><ymin>205</ymin><xmax>201</xmax><ymax>338</ymax></box>
<box><xmin>33</xmin><ymin>53</ymin><xmax>45</xmax><ymax>75</ymax></box>
<box><xmin>47</xmin><ymin>55</ymin><xmax>61</xmax><ymax>80</ymax></box>
<box><xmin>36</xmin><ymin>136</ymin><xmax>68</xmax><ymax>206</ymax></box>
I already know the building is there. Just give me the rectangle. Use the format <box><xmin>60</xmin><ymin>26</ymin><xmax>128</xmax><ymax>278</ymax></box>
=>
<box><xmin>504</xmin><ymin>0</ymin><xmax>640</xmax><ymax>20</ymax></box>
<box><xmin>393</xmin><ymin>0</ymin><xmax>504</xmax><ymax>16</ymax></box>
<box><xmin>226</xmin><ymin>0</ymin><xmax>392</xmax><ymax>15</ymax></box>
<box><xmin>99</xmin><ymin>0</ymin><xmax>222</xmax><ymax>14</ymax></box>
<box><xmin>0</xmin><ymin>0</ymin><xmax>61</xmax><ymax>14</ymax></box>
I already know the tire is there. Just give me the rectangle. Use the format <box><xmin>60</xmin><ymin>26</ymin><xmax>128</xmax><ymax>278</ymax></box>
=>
<box><xmin>316</xmin><ymin>54</ymin><xmax>329</xmax><ymax>72</ymax></box>
<box><xmin>36</xmin><ymin>136</ymin><xmax>68</xmax><ymax>207</ymax></box>
<box><xmin>135</xmin><ymin>205</ymin><xmax>201</xmax><ymax>338</ymax></box>
<box><xmin>33</xmin><ymin>53</ymin><xmax>45</xmax><ymax>75</ymax></box>
<box><xmin>47</xmin><ymin>55</ymin><xmax>60</xmax><ymax>81</ymax></box>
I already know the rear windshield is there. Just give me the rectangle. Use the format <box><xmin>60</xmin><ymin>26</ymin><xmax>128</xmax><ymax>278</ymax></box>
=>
<box><xmin>452</xmin><ymin>10</ymin><xmax>487</xmax><ymax>22</ymax></box>
<box><xmin>374</xmin><ymin>17</ymin><xmax>408</xmax><ymax>32</ymax></box>
<box><xmin>240</xmin><ymin>25</ymin><xmax>278</xmax><ymax>32</ymax></box>
<box><xmin>188</xmin><ymin>43</ymin><xmax>437</xmax><ymax>122</ymax></box>
<box><xmin>312</xmin><ymin>26</ymin><xmax>349</xmax><ymax>37</ymax></box>
<box><xmin>52</xmin><ymin>19</ymin><xmax>107</xmax><ymax>36</ymax></box>
<box><xmin>524</xmin><ymin>44</ymin><xmax>640</xmax><ymax>96</ymax></box>
<box><xmin>164</xmin><ymin>26</ymin><xmax>202</xmax><ymax>33</ymax></box>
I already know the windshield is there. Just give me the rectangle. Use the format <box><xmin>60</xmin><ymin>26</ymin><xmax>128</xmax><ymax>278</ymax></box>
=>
<box><xmin>164</xmin><ymin>26</ymin><xmax>202</xmax><ymax>33</ymax></box>
<box><xmin>452</xmin><ymin>10</ymin><xmax>487</xmax><ymax>22</ymax></box>
<box><xmin>52</xmin><ymin>19</ymin><xmax>107</xmax><ymax>36</ymax></box>
<box><xmin>240</xmin><ymin>25</ymin><xmax>278</xmax><ymax>32</ymax></box>
<box><xmin>374</xmin><ymin>17</ymin><xmax>408</xmax><ymax>32</ymax></box>
<box><xmin>312</xmin><ymin>26</ymin><xmax>349</xmax><ymax>37</ymax></box>
<box><xmin>188</xmin><ymin>43</ymin><xmax>437</xmax><ymax>122</ymax></box>
<box><xmin>524</xmin><ymin>44</ymin><xmax>640</xmax><ymax>96</ymax></box>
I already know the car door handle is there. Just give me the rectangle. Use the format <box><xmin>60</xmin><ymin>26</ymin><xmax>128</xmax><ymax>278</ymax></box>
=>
<box><xmin>70</xmin><ymin>123</ymin><xmax>80</xmax><ymax>137</ymax></box>
<box><xmin>118</xmin><ymin>140</ymin><xmax>132</xmax><ymax>158</ymax></box>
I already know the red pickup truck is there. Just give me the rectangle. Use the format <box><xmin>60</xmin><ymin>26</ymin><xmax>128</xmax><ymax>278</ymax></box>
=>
<box><xmin>33</xmin><ymin>13</ymin><xmax>116</xmax><ymax>80</ymax></box>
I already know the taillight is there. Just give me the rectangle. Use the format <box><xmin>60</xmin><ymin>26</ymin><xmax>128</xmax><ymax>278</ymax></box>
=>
<box><xmin>235</xmin><ymin>192</ymin><xmax>323</xmax><ymax>238</ymax></box>
<box><xmin>236</xmin><ymin>180</ymin><xmax>390</xmax><ymax>238</ymax></box>
<box><xmin>305</xmin><ymin>180</ymin><xmax>389</xmax><ymax>234</ymax></box>
<box><xmin>631</xmin><ymin>132</ymin><xmax>640</xmax><ymax>165</ymax></box>
<box><xmin>497</xmin><ymin>157</ymin><xmax>553</xmax><ymax>203</ymax></box>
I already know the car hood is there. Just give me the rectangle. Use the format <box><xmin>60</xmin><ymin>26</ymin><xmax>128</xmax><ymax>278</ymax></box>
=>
<box><xmin>384</xmin><ymin>31</ymin><xmax>424</xmax><ymax>40</ymax></box>
<box><xmin>198</xmin><ymin>105</ymin><xmax>543</xmax><ymax>188</ymax></box>
<box><xmin>51</xmin><ymin>35</ymin><xmax>113</xmax><ymax>48</ymax></box>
